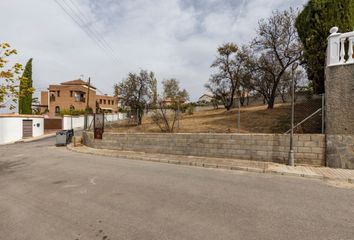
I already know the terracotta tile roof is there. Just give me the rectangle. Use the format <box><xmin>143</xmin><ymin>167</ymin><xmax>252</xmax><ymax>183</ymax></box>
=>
<box><xmin>60</xmin><ymin>79</ymin><xmax>96</xmax><ymax>89</ymax></box>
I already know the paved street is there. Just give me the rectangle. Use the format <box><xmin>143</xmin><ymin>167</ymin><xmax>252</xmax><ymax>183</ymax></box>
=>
<box><xmin>0</xmin><ymin>138</ymin><xmax>354</xmax><ymax>240</ymax></box>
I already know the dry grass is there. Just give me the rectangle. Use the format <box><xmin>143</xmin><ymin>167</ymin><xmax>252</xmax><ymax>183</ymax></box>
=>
<box><xmin>107</xmin><ymin>100</ymin><xmax>322</xmax><ymax>134</ymax></box>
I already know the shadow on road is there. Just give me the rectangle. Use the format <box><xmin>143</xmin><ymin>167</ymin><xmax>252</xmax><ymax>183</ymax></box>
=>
<box><xmin>0</xmin><ymin>160</ymin><xmax>26</xmax><ymax>174</ymax></box>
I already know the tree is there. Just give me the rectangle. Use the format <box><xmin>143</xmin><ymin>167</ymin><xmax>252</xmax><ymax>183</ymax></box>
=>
<box><xmin>152</xmin><ymin>79</ymin><xmax>189</xmax><ymax>133</ymax></box>
<box><xmin>250</xmin><ymin>8</ymin><xmax>302</xmax><ymax>109</ymax></box>
<box><xmin>149</xmin><ymin>72</ymin><xmax>158</xmax><ymax>107</ymax></box>
<box><xmin>114</xmin><ymin>70</ymin><xmax>154</xmax><ymax>125</ymax></box>
<box><xmin>162</xmin><ymin>78</ymin><xmax>189</xmax><ymax>102</ymax></box>
<box><xmin>0</xmin><ymin>43</ymin><xmax>28</xmax><ymax>110</ymax></box>
<box><xmin>296</xmin><ymin>0</ymin><xmax>354</xmax><ymax>94</ymax></box>
<box><xmin>19</xmin><ymin>58</ymin><xmax>33</xmax><ymax>114</ymax></box>
<box><xmin>206</xmin><ymin>43</ymin><xmax>246</xmax><ymax>110</ymax></box>
<box><xmin>151</xmin><ymin>100</ymin><xmax>179</xmax><ymax>133</ymax></box>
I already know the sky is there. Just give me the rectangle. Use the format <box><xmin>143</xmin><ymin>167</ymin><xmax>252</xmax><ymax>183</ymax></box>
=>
<box><xmin>0</xmin><ymin>0</ymin><xmax>308</xmax><ymax>109</ymax></box>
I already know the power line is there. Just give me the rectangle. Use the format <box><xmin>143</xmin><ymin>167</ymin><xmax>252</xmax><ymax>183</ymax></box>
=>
<box><xmin>66</xmin><ymin>0</ymin><xmax>118</xmax><ymax>57</ymax></box>
<box><xmin>53</xmin><ymin>0</ymin><xmax>119</xmax><ymax>63</ymax></box>
<box><xmin>63</xmin><ymin>0</ymin><xmax>119</xmax><ymax>61</ymax></box>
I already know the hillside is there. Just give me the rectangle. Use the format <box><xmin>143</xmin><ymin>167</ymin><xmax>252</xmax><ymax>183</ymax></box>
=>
<box><xmin>107</xmin><ymin>100</ymin><xmax>322</xmax><ymax>134</ymax></box>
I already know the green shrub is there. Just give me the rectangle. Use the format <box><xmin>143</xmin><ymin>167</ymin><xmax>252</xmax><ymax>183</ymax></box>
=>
<box><xmin>186</xmin><ymin>105</ymin><xmax>195</xmax><ymax>115</ymax></box>
<box><xmin>60</xmin><ymin>108</ymin><xmax>86</xmax><ymax>116</ymax></box>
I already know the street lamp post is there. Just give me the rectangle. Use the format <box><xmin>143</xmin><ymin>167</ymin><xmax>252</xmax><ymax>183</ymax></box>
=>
<box><xmin>288</xmin><ymin>63</ymin><xmax>298</xmax><ymax>166</ymax></box>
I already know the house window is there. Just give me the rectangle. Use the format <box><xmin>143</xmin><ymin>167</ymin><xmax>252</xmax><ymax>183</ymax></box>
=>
<box><xmin>55</xmin><ymin>106</ymin><xmax>60</xmax><ymax>115</ymax></box>
<box><xmin>74</xmin><ymin>92</ymin><xmax>85</xmax><ymax>102</ymax></box>
<box><xmin>70</xmin><ymin>91</ymin><xmax>73</xmax><ymax>97</ymax></box>
<box><xmin>57</xmin><ymin>91</ymin><xmax>60</xmax><ymax>97</ymax></box>
<box><xmin>100</xmin><ymin>99</ymin><xmax>102</xmax><ymax>104</ymax></box>
<box><xmin>108</xmin><ymin>100</ymin><xmax>110</xmax><ymax>105</ymax></box>
<box><xmin>112</xmin><ymin>100</ymin><xmax>114</xmax><ymax>105</ymax></box>
<box><xmin>104</xmin><ymin>100</ymin><xmax>106</xmax><ymax>104</ymax></box>
<box><xmin>50</xmin><ymin>94</ymin><xmax>55</xmax><ymax>102</ymax></box>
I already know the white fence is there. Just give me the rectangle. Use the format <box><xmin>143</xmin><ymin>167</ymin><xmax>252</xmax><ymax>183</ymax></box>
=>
<box><xmin>62</xmin><ymin>113</ymin><xmax>126</xmax><ymax>130</ymax></box>
<box><xmin>327</xmin><ymin>27</ymin><xmax>354</xmax><ymax>66</ymax></box>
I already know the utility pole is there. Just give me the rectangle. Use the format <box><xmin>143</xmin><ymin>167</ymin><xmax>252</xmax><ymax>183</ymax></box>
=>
<box><xmin>87</xmin><ymin>77</ymin><xmax>91</xmax><ymax>110</ymax></box>
<box><xmin>84</xmin><ymin>77</ymin><xmax>91</xmax><ymax>130</ymax></box>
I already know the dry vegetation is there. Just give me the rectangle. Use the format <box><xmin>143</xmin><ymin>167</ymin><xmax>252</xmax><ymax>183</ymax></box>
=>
<box><xmin>107</xmin><ymin>100</ymin><xmax>322</xmax><ymax>134</ymax></box>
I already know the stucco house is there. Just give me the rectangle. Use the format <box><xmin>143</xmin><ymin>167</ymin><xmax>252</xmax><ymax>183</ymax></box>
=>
<box><xmin>40</xmin><ymin>79</ymin><xmax>119</xmax><ymax>117</ymax></box>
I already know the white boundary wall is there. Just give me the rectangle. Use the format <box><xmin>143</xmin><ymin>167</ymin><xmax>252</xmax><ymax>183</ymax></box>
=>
<box><xmin>62</xmin><ymin>113</ymin><xmax>125</xmax><ymax>130</ymax></box>
<box><xmin>0</xmin><ymin>115</ymin><xmax>44</xmax><ymax>144</ymax></box>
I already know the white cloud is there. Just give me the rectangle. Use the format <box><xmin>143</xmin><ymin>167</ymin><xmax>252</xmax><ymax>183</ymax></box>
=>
<box><xmin>0</xmin><ymin>0</ymin><xmax>308</xmax><ymax>109</ymax></box>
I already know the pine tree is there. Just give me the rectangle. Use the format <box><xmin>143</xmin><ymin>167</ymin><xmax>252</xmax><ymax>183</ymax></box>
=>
<box><xmin>19</xmin><ymin>58</ymin><xmax>33</xmax><ymax>114</ymax></box>
<box><xmin>296</xmin><ymin>0</ymin><xmax>354</xmax><ymax>94</ymax></box>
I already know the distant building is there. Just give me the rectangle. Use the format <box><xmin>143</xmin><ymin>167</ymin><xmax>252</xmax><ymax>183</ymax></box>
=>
<box><xmin>40</xmin><ymin>79</ymin><xmax>119</xmax><ymax>117</ymax></box>
<box><xmin>198</xmin><ymin>93</ymin><xmax>214</xmax><ymax>103</ymax></box>
<box><xmin>160</xmin><ymin>97</ymin><xmax>186</xmax><ymax>106</ymax></box>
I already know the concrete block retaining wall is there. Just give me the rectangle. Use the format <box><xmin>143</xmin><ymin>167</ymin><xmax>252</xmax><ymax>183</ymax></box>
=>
<box><xmin>326</xmin><ymin>135</ymin><xmax>354</xmax><ymax>169</ymax></box>
<box><xmin>83</xmin><ymin>132</ymin><xmax>325</xmax><ymax>166</ymax></box>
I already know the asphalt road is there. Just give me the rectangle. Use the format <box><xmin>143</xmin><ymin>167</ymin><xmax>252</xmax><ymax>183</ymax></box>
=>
<box><xmin>0</xmin><ymin>137</ymin><xmax>353</xmax><ymax>240</ymax></box>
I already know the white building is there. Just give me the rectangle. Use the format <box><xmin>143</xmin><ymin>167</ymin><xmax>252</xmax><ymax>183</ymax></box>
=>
<box><xmin>0</xmin><ymin>114</ymin><xmax>44</xmax><ymax>144</ymax></box>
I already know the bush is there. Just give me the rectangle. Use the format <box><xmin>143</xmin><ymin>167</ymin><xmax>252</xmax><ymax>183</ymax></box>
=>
<box><xmin>186</xmin><ymin>105</ymin><xmax>195</xmax><ymax>115</ymax></box>
<box><xmin>60</xmin><ymin>108</ymin><xmax>86</xmax><ymax>116</ymax></box>
<box><xmin>118</xmin><ymin>107</ymin><xmax>128</xmax><ymax>113</ymax></box>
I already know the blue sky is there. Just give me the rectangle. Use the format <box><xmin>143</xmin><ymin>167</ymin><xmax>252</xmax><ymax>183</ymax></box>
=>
<box><xmin>0</xmin><ymin>0</ymin><xmax>308</xmax><ymax>108</ymax></box>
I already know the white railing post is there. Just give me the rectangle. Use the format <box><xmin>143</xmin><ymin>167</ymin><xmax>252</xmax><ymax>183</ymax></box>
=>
<box><xmin>340</xmin><ymin>38</ymin><xmax>346</xmax><ymax>64</ymax></box>
<box><xmin>347</xmin><ymin>37</ymin><xmax>354</xmax><ymax>63</ymax></box>
<box><xmin>327</xmin><ymin>27</ymin><xmax>341</xmax><ymax>66</ymax></box>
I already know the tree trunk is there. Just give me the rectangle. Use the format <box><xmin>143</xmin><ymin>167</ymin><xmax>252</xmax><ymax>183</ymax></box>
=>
<box><xmin>267</xmin><ymin>97</ymin><xmax>275</xmax><ymax>109</ymax></box>
<box><xmin>268</xmin><ymin>84</ymin><xmax>278</xmax><ymax>109</ymax></box>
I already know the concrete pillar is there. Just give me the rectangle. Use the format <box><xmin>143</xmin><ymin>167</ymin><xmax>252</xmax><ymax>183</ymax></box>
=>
<box><xmin>325</xmin><ymin>64</ymin><xmax>354</xmax><ymax>169</ymax></box>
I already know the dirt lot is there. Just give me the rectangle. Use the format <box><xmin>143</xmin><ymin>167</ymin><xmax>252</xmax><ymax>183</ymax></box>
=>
<box><xmin>107</xmin><ymin>100</ymin><xmax>322</xmax><ymax>134</ymax></box>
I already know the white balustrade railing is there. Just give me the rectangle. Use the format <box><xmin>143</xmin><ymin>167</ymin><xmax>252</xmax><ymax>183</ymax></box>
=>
<box><xmin>327</xmin><ymin>27</ymin><xmax>354</xmax><ymax>66</ymax></box>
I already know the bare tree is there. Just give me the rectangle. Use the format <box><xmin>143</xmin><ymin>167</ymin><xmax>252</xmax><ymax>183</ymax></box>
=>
<box><xmin>151</xmin><ymin>100</ymin><xmax>179</xmax><ymax>133</ymax></box>
<box><xmin>250</xmin><ymin>8</ymin><xmax>302</xmax><ymax>109</ymax></box>
<box><xmin>151</xmin><ymin>79</ymin><xmax>189</xmax><ymax>133</ymax></box>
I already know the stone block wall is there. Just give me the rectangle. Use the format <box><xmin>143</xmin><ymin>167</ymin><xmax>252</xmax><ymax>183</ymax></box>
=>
<box><xmin>325</xmin><ymin>64</ymin><xmax>354</xmax><ymax>169</ymax></box>
<box><xmin>326</xmin><ymin>135</ymin><xmax>354</xmax><ymax>169</ymax></box>
<box><xmin>83</xmin><ymin>132</ymin><xmax>325</xmax><ymax>166</ymax></box>
<box><xmin>325</xmin><ymin>65</ymin><xmax>354</xmax><ymax>134</ymax></box>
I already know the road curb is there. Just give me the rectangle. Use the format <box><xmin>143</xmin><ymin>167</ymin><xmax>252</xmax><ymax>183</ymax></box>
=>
<box><xmin>66</xmin><ymin>144</ymin><xmax>354</xmax><ymax>185</ymax></box>
<box><xmin>14</xmin><ymin>133</ymin><xmax>56</xmax><ymax>144</ymax></box>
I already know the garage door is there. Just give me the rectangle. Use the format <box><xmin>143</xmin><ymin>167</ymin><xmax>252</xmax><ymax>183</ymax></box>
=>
<box><xmin>23</xmin><ymin>120</ymin><xmax>33</xmax><ymax>138</ymax></box>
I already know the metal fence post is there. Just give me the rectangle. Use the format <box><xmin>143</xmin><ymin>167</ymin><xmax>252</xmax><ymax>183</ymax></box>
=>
<box><xmin>322</xmin><ymin>93</ymin><xmax>325</xmax><ymax>134</ymax></box>
<box><xmin>237</xmin><ymin>98</ymin><xmax>241</xmax><ymax>132</ymax></box>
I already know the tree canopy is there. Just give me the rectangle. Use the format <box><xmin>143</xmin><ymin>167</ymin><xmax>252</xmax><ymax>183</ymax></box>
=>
<box><xmin>19</xmin><ymin>58</ymin><xmax>33</xmax><ymax>114</ymax></box>
<box><xmin>207</xmin><ymin>9</ymin><xmax>302</xmax><ymax>110</ymax></box>
<box><xmin>162</xmin><ymin>78</ymin><xmax>189</xmax><ymax>102</ymax></box>
<box><xmin>205</xmin><ymin>43</ymin><xmax>246</xmax><ymax>110</ymax></box>
<box><xmin>0</xmin><ymin>43</ymin><xmax>33</xmax><ymax>110</ymax></box>
<box><xmin>296</xmin><ymin>0</ymin><xmax>354</xmax><ymax>94</ymax></box>
<box><xmin>114</xmin><ymin>70</ymin><xmax>155</xmax><ymax>125</ymax></box>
